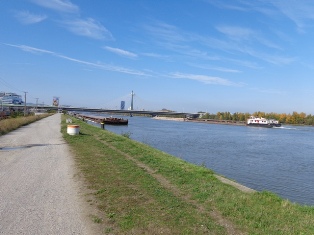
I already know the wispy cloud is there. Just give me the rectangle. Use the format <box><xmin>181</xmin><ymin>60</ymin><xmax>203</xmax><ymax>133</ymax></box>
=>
<box><xmin>269</xmin><ymin>1</ymin><xmax>314</xmax><ymax>32</ymax></box>
<box><xmin>169</xmin><ymin>72</ymin><xmax>243</xmax><ymax>86</ymax></box>
<box><xmin>62</xmin><ymin>18</ymin><xmax>113</xmax><ymax>40</ymax></box>
<box><xmin>227</xmin><ymin>58</ymin><xmax>262</xmax><ymax>70</ymax></box>
<box><xmin>250</xmin><ymin>87</ymin><xmax>284</xmax><ymax>95</ymax></box>
<box><xmin>31</xmin><ymin>0</ymin><xmax>79</xmax><ymax>13</ymax></box>
<box><xmin>216</xmin><ymin>25</ymin><xmax>255</xmax><ymax>41</ymax></box>
<box><xmin>204</xmin><ymin>0</ymin><xmax>248</xmax><ymax>12</ymax></box>
<box><xmin>144</xmin><ymin>22</ymin><xmax>186</xmax><ymax>43</ymax></box>
<box><xmin>103</xmin><ymin>46</ymin><xmax>137</xmax><ymax>58</ymax></box>
<box><xmin>243</xmin><ymin>48</ymin><xmax>296</xmax><ymax>65</ymax></box>
<box><xmin>142</xmin><ymin>52</ymin><xmax>171</xmax><ymax>59</ymax></box>
<box><xmin>144</xmin><ymin>22</ymin><xmax>225</xmax><ymax>62</ymax></box>
<box><xmin>5</xmin><ymin>43</ymin><xmax>55</xmax><ymax>54</ymax></box>
<box><xmin>216</xmin><ymin>25</ymin><xmax>281</xmax><ymax>50</ymax></box>
<box><xmin>188</xmin><ymin>63</ymin><xmax>241</xmax><ymax>73</ymax></box>
<box><xmin>4</xmin><ymin>43</ymin><xmax>146</xmax><ymax>76</ymax></box>
<box><xmin>30</xmin><ymin>0</ymin><xmax>113</xmax><ymax>40</ymax></box>
<box><xmin>208</xmin><ymin>0</ymin><xmax>314</xmax><ymax>32</ymax></box>
<box><xmin>14</xmin><ymin>10</ymin><xmax>47</xmax><ymax>24</ymax></box>
<box><xmin>144</xmin><ymin>21</ymin><xmax>289</xmax><ymax>67</ymax></box>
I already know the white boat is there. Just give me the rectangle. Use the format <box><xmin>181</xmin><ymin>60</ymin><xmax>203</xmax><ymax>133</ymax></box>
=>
<box><xmin>268</xmin><ymin>118</ymin><xmax>281</xmax><ymax>127</ymax></box>
<box><xmin>246</xmin><ymin>116</ymin><xmax>281</xmax><ymax>128</ymax></box>
<box><xmin>0</xmin><ymin>92</ymin><xmax>23</xmax><ymax>104</ymax></box>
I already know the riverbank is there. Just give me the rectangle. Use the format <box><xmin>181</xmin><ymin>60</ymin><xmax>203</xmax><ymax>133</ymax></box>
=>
<box><xmin>153</xmin><ymin>116</ymin><xmax>246</xmax><ymax>125</ymax></box>
<box><xmin>152</xmin><ymin>116</ymin><xmax>185</xmax><ymax>121</ymax></box>
<box><xmin>62</xmin><ymin>115</ymin><xmax>314</xmax><ymax>234</ymax></box>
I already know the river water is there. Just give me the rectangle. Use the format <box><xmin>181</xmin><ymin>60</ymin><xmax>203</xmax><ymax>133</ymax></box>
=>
<box><xmin>91</xmin><ymin>115</ymin><xmax>314</xmax><ymax>206</ymax></box>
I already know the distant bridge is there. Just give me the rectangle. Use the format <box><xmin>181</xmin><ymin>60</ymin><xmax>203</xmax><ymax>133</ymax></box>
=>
<box><xmin>3</xmin><ymin>104</ymin><xmax>199</xmax><ymax>118</ymax></box>
<box><xmin>63</xmin><ymin>107</ymin><xmax>192</xmax><ymax>117</ymax></box>
<box><xmin>2</xmin><ymin>90</ymin><xmax>200</xmax><ymax>118</ymax></box>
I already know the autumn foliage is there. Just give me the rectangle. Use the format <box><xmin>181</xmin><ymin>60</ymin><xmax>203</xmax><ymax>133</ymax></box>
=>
<box><xmin>201</xmin><ymin>111</ymin><xmax>314</xmax><ymax>125</ymax></box>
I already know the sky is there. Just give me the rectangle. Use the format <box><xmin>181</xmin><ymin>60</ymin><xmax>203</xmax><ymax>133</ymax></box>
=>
<box><xmin>1</xmin><ymin>0</ymin><xmax>314</xmax><ymax>114</ymax></box>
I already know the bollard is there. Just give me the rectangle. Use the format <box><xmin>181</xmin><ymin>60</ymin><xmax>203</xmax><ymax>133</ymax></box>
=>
<box><xmin>100</xmin><ymin>122</ymin><xmax>105</xmax><ymax>129</ymax></box>
<box><xmin>67</xmin><ymin>125</ymin><xmax>80</xmax><ymax>135</ymax></box>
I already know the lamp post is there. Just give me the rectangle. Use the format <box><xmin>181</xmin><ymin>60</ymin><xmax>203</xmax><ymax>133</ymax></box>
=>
<box><xmin>35</xmin><ymin>98</ymin><xmax>39</xmax><ymax>112</ymax></box>
<box><xmin>24</xmin><ymin>91</ymin><xmax>28</xmax><ymax>116</ymax></box>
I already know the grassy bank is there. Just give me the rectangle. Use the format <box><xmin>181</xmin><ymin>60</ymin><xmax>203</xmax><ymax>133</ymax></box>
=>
<box><xmin>0</xmin><ymin>114</ymin><xmax>52</xmax><ymax>136</ymax></box>
<box><xmin>62</xmin><ymin>115</ymin><xmax>314</xmax><ymax>234</ymax></box>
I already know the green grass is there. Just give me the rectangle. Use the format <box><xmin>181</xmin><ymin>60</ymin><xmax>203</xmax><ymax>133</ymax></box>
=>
<box><xmin>62</xmin><ymin>115</ymin><xmax>314</xmax><ymax>235</ymax></box>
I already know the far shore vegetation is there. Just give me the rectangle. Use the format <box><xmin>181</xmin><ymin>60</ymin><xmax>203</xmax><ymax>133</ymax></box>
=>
<box><xmin>62</xmin><ymin>114</ymin><xmax>313</xmax><ymax>234</ymax></box>
<box><xmin>199</xmin><ymin>111</ymin><xmax>314</xmax><ymax>125</ymax></box>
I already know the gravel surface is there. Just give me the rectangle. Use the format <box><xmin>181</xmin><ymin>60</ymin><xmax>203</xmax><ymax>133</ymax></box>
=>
<box><xmin>0</xmin><ymin>114</ymin><xmax>97</xmax><ymax>235</ymax></box>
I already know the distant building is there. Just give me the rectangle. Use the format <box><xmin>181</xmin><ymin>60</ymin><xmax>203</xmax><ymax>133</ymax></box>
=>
<box><xmin>120</xmin><ymin>101</ymin><xmax>125</xmax><ymax>110</ymax></box>
<box><xmin>160</xmin><ymin>108</ymin><xmax>173</xmax><ymax>112</ymax></box>
<box><xmin>0</xmin><ymin>92</ymin><xmax>23</xmax><ymax>104</ymax></box>
<box><xmin>198</xmin><ymin>112</ymin><xmax>206</xmax><ymax>118</ymax></box>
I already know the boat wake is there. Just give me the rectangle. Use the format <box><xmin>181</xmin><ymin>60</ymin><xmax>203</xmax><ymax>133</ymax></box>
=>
<box><xmin>274</xmin><ymin>126</ymin><xmax>297</xmax><ymax>130</ymax></box>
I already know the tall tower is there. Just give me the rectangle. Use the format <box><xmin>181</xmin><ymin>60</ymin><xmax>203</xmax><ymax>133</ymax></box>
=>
<box><xmin>130</xmin><ymin>90</ymin><xmax>134</xmax><ymax>111</ymax></box>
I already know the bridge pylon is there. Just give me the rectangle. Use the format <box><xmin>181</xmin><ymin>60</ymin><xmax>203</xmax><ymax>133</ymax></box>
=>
<box><xmin>130</xmin><ymin>90</ymin><xmax>134</xmax><ymax>111</ymax></box>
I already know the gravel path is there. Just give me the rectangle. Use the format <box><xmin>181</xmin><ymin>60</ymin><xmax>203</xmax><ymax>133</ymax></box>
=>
<box><xmin>0</xmin><ymin>114</ymin><xmax>96</xmax><ymax>235</ymax></box>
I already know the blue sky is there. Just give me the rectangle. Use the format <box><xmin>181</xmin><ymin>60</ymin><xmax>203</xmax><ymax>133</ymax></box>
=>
<box><xmin>1</xmin><ymin>0</ymin><xmax>314</xmax><ymax>114</ymax></box>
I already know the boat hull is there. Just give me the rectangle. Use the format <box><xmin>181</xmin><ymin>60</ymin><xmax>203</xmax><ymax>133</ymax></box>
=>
<box><xmin>103</xmin><ymin>118</ymin><xmax>128</xmax><ymax>125</ymax></box>
<box><xmin>246</xmin><ymin>123</ymin><xmax>273</xmax><ymax>128</ymax></box>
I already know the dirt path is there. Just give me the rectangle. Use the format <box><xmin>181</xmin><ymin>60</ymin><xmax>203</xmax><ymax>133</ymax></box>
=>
<box><xmin>0</xmin><ymin>114</ymin><xmax>99</xmax><ymax>234</ymax></box>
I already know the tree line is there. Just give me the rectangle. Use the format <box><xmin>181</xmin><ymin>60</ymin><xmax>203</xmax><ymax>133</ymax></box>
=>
<box><xmin>200</xmin><ymin>111</ymin><xmax>314</xmax><ymax>125</ymax></box>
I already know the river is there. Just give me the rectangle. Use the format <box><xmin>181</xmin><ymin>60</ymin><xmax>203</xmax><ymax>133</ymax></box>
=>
<box><xmin>90</xmin><ymin>115</ymin><xmax>314</xmax><ymax>206</ymax></box>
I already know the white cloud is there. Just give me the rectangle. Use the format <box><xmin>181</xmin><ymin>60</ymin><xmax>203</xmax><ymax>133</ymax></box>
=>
<box><xmin>144</xmin><ymin>22</ymin><xmax>186</xmax><ymax>43</ymax></box>
<box><xmin>216</xmin><ymin>25</ymin><xmax>255</xmax><ymax>40</ymax></box>
<box><xmin>4</xmin><ymin>43</ymin><xmax>54</xmax><ymax>54</ymax></box>
<box><xmin>142</xmin><ymin>52</ymin><xmax>168</xmax><ymax>58</ymax></box>
<box><xmin>188</xmin><ymin>63</ymin><xmax>241</xmax><ymax>73</ymax></box>
<box><xmin>204</xmin><ymin>0</ymin><xmax>248</xmax><ymax>11</ymax></box>
<box><xmin>216</xmin><ymin>25</ymin><xmax>281</xmax><ymax>50</ymax></box>
<box><xmin>62</xmin><ymin>18</ymin><xmax>113</xmax><ymax>40</ymax></box>
<box><xmin>14</xmin><ymin>10</ymin><xmax>47</xmax><ymax>24</ymax></box>
<box><xmin>4</xmin><ymin>43</ymin><xmax>146</xmax><ymax>76</ymax></box>
<box><xmin>209</xmin><ymin>0</ymin><xmax>314</xmax><ymax>32</ymax></box>
<box><xmin>244</xmin><ymin>48</ymin><xmax>296</xmax><ymax>65</ymax></box>
<box><xmin>170</xmin><ymin>72</ymin><xmax>243</xmax><ymax>86</ymax></box>
<box><xmin>104</xmin><ymin>46</ymin><xmax>137</xmax><ymax>58</ymax></box>
<box><xmin>31</xmin><ymin>0</ymin><xmax>79</xmax><ymax>13</ymax></box>
<box><xmin>269</xmin><ymin>1</ymin><xmax>314</xmax><ymax>31</ymax></box>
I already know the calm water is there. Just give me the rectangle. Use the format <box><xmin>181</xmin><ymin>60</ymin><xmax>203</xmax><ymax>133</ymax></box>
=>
<box><xmin>93</xmin><ymin>115</ymin><xmax>314</xmax><ymax>206</ymax></box>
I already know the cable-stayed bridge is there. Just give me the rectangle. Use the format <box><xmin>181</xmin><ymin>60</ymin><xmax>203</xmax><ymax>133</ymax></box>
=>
<box><xmin>3</xmin><ymin>91</ymin><xmax>198</xmax><ymax>117</ymax></box>
<box><xmin>101</xmin><ymin>91</ymin><xmax>152</xmax><ymax>111</ymax></box>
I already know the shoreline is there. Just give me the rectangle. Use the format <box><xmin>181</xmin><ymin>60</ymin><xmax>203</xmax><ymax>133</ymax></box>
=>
<box><xmin>152</xmin><ymin>116</ymin><xmax>185</xmax><ymax>121</ymax></box>
<box><xmin>152</xmin><ymin>116</ymin><xmax>246</xmax><ymax>125</ymax></box>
